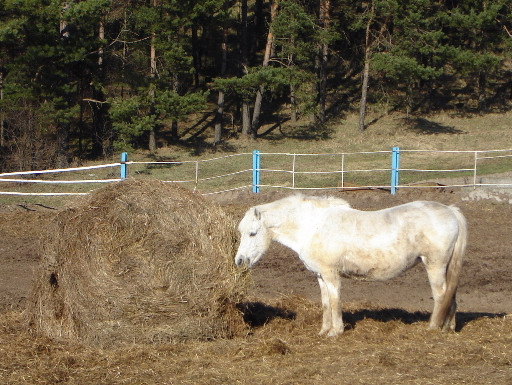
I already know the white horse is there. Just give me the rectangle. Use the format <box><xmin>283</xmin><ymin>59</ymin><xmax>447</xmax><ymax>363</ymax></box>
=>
<box><xmin>235</xmin><ymin>194</ymin><xmax>467</xmax><ymax>337</ymax></box>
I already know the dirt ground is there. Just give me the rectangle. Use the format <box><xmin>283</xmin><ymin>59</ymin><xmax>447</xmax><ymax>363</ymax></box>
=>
<box><xmin>1</xmin><ymin>187</ymin><xmax>512</xmax><ymax>384</ymax></box>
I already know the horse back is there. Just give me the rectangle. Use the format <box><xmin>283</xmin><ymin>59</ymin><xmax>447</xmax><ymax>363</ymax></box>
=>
<box><xmin>300</xmin><ymin>200</ymin><xmax>461</xmax><ymax>279</ymax></box>
<box><xmin>367</xmin><ymin>201</ymin><xmax>460</xmax><ymax>248</ymax></box>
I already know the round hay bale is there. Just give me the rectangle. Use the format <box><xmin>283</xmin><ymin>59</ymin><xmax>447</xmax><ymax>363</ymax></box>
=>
<box><xmin>26</xmin><ymin>179</ymin><xmax>248</xmax><ymax>347</ymax></box>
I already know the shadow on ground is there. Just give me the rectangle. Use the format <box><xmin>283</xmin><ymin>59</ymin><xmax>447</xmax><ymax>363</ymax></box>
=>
<box><xmin>238</xmin><ymin>301</ymin><xmax>506</xmax><ymax>332</ymax></box>
<box><xmin>344</xmin><ymin>308</ymin><xmax>505</xmax><ymax>332</ymax></box>
<box><xmin>403</xmin><ymin>117</ymin><xmax>466</xmax><ymax>134</ymax></box>
<box><xmin>237</xmin><ymin>301</ymin><xmax>297</xmax><ymax>327</ymax></box>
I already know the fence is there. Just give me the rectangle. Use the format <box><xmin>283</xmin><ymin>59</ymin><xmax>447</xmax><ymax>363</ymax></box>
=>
<box><xmin>1</xmin><ymin>148</ymin><xmax>511</xmax><ymax>198</ymax></box>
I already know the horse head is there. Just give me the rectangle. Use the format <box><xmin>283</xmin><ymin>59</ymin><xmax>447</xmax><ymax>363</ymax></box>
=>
<box><xmin>235</xmin><ymin>207</ymin><xmax>272</xmax><ymax>267</ymax></box>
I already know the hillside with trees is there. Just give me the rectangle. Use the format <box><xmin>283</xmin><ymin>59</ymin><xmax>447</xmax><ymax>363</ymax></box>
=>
<box><xmin>0</xmin><ymin>0</ymin><xmax>511</xmax><ymax>170</ymax></box>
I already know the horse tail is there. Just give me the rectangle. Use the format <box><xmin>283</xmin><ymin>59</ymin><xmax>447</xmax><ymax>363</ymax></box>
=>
<box><xmin>436</xmin><ymin>205</ymin><xmax>468</xmax><ymax>330</ymax></box>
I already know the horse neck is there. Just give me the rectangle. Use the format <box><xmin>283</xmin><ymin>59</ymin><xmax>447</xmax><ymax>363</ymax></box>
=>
<box><xmin>262</xmin><ymin>203</ymin><xmax>304</xmax><ymax>254</ymax></box>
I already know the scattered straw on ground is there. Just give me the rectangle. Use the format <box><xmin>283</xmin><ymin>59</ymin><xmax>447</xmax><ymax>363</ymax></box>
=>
<box><xmin>2</xmin><ymin>297</ymin><xmax>512</xmax><ymax>385</ymax></box>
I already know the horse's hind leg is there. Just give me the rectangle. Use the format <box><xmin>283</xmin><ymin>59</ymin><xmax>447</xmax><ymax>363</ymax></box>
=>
<box><xmin>443</xmin><ymin>298</ymin><xmax>457</xmax><ymax>332</ymax></box>
<box><xmin>425</xmin><ymin>264</ymin><xmax>450</xmax><ymax>329</ymax></box>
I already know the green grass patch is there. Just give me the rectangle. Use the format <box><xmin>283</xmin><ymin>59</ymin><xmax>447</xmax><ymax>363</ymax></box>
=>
<box><xmin>1</xmin><ymin>111</ymin><xmax>512</xmax><ymax>204</ymax></box>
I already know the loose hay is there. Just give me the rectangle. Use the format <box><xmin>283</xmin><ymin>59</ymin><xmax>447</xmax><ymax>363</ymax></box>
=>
<box><xmin>25</xmin><ymin>179</ymin><xmax>249</xmax><ymax>347</ymax></box>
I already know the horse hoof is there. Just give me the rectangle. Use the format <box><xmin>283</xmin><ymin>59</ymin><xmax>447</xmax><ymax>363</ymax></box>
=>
<box><xmin>441</xmin><ymin>324</ymin><xmax>456</xmax><ymax>333</ymax></box>
<box><xmin>326</xmin><ymin>329</ymin><xmax>343</xmax><ymax>337</ymax></box>
<box><xmin>428</xmin><ymin>322</ymin><xmax>442</xmax><ymax>330</ymax></box>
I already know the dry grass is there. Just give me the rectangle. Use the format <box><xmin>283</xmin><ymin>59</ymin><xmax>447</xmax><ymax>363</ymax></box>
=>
<box><xmin>126</xmin><ymin>111</ymin><xmax>512</xmax><ymax>192</ymax></box>
<box><xmin>153</xmin><ymin>110</ymin><xmax>512</xmax><ymax>158</ymax></box>
<box><xmin>24</xmin><ymin>179</ymin><xmax>249</xmax><ymax>347</ymax></box>
<box><xmin>2</xmin><ymin>298</ymin><xmax>511</xmax><ymax>384</ymax></box>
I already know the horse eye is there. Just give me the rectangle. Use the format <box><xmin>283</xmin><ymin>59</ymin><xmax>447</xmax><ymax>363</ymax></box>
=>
<box><xmin>249</xmin><ymin>232</ymin><xmax>257</xmax><ymax>237</ymax></box>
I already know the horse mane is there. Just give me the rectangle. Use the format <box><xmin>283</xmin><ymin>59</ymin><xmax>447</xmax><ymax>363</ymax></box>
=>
<box><xmin>290</xmin><ymin>193</ymin><xmax>351</xmax><ymax>208</ymax></box>
<box><xmin>255</xmin><ymin>194</ymin><xmax>351</xmax><ymax>219</ymax></box>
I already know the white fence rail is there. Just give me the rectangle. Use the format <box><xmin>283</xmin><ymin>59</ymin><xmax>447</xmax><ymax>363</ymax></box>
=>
<box><xmin>1</xmin><ymin>148</ymin><xmax>511</xmax><ymax>197</ymax></box>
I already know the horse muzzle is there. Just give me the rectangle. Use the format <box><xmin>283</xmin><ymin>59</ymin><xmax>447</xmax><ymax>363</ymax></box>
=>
<box><xmin>235</xmin><ymin>254</ymin><xmax>247</xmax><ymax>267</ymax></box>
<box><xmin>235</xmin><ymin>254</ymin><xmax>257</xmax><ymax>268</ymax></box>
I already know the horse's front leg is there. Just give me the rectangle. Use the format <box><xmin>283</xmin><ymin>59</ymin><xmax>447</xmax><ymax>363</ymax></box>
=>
<box><xmin>319</xmin><ymin>270</ymin><xmax>343</xmax><ymax>337</ymax></box>
<box><xmin>317</xmin><ymin>276</ymin><xmax>332</xmax><ymax>335</ymax></box>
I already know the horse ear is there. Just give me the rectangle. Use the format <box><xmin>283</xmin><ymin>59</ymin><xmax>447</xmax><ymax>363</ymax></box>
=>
<box><xmin>253</xmin><ymin>208</ymin><xmax>261</xmax><ymax>220</ymax></box>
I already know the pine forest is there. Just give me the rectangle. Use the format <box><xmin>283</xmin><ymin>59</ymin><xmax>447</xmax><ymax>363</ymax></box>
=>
<box><xmin>0</xmin><ymin>0</ymin><xmax>511</xmax><ymax>170</ymax></box>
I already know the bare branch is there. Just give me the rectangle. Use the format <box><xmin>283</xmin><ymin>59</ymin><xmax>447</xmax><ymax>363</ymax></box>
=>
<box><xmin>83</xmin><ymin>98</ymin><xmax>109</xmax><ymax>104</ymax></box>
<box><xmin>504</xmin><ymin>25</ymin><xmax>512</xmax><ymax>38</ymax></box>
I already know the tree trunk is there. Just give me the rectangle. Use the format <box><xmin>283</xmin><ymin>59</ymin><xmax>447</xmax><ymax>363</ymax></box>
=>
<box><xmin>56</xmin><ymin>124</ymin><xmax>70</xmax><ymax>168</ymax></box>
<box><xmin>251</xmin><ymin>88</ymin><xmax>264</xmax><ymax>138</ymax></box>
<box><xmin>214</xmin><ymin>91</ymin><xmax>225</xmax><ymax>144</ymax></box>
<box><xmin>148</xmin><ymin>0</ymin><xmax>158</xmax><ymax>152</ymax></box>
<box><xmin>214</xmin><ymin>28</ymin><xmax>228</xmax><ymax>145</ymax></box>
<box><xmin>240</xmin><ymin>0</ymin><xmax>251</xmax><ymax>137</ymax></box>
<box><xmin>289</xmin><ymin>37</ymin><xmax>297</xmax><ymax>123</ymax></box>
<box><xmin>241</xmin><ymin>104</ymin><xmax>251</xmax><ymax>136</ymax></box>
<box><xmin>358</xmin><ymin>3</ymin><xmax>374</xmax><ymax>132</ymax></box>
<box><xmin>358</xmin><ymin>58</ymin><xmax>370</xmax><ymax>132</ymax></box>
<box><xmin>91</xmin><ymin>18</ymin><xmax>110</xmax><ymax>157</ymax></box>
<box><xmin>170</xmin><ymin>73</ymin><xmax>180</xmax><ymax>142</ymax></box>
<box><xmin>290</xmin><ymin>83</ymin><xmax>297</xmax><ymax>123</ymax></box>
<box><xmin>98</xmin><ymin>18</ymin><xmax>104</xmax><ymax>68</ymax></box>
<box><xmin>315</xmin><ymin>0</ymin><xmax>331</xmax><ymax>125</ymax></box>
<box><xmin>59</xmin><ymin>3</ymin><xmax>70</xmax><ymax>38</ymax></box>
<box><xmin>171</xmin><ymin>120</ymin><xmax>178</xmax><ymax>140</ymax></box>
<box><xmin>253</xmin><ymin>0</ymin><xmax>264</xmax><ymax>55</ymax></box>
<box><xmin>0</xmin><ymin>71</ymin><xmax>4</xmax><ymax>148</ymax></box>
<box><xmin>78</xmin><ymin>78</ymin><xmax>84</xmax><ymax>155</ymax></box>
<box><xmin>192</xmin><ymin>26</ymin><xmax>200</xmax><ymax>87</ymax></box>
<box><xmin>251</xmin><ymin>0</ymin><xmax>277</xmax><ymax>137</ymax></box>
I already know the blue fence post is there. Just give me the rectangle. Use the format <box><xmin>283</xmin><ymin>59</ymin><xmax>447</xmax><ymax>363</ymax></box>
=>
<box><xmin>252</xmin><ymin>150</ymin><xmax>261</xmax><ymax>193</ymax></box>
<box><xmin>391</xmin><ymin>147</ymin><xmax>400</xmax><ymax>195</ymax></box>
<box><xmin>121</xmin><ymin>152</ymin><xmax>128</xmax><ymax>180</ymax></box>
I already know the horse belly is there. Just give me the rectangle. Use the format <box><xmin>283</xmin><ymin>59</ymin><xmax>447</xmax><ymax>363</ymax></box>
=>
<box><xmin>340</xmin><ymin>250</ymin><xmax>420</xmax><ymax>281</ymax></box>
<box><xmin>305</xmin><ymin>224</ymin><xmax>421</xmax><ymax>280</ymax></box>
